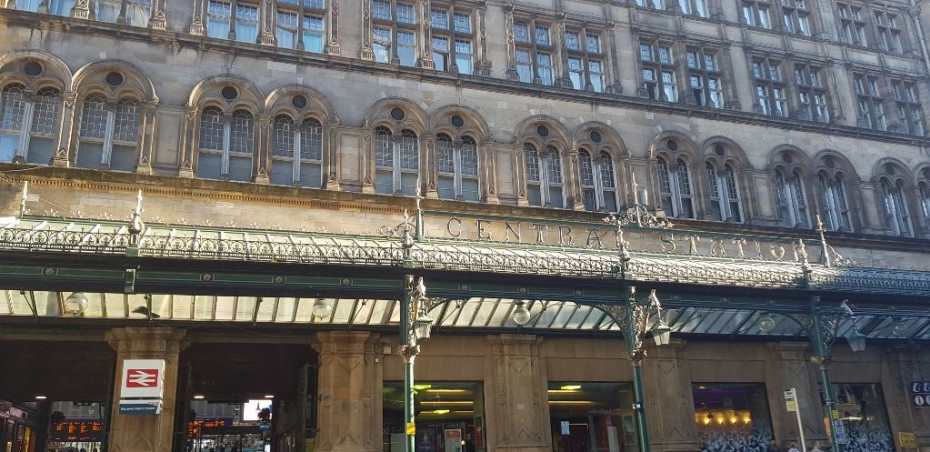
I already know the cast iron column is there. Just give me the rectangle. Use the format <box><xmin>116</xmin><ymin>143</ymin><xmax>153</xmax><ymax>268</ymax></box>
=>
<box><xmin>625</xmin><ymin>286</ymin><xmax>650</xmax><ymax>452</ymax></box>
<box><xmin>810</xmin><ymin>296</ymin><xmax>844</xmax><ymax>452</ymax></box>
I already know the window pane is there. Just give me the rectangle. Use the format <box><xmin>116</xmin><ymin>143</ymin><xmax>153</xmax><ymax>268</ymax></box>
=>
<box><xmin>78</xmin><ymin>95</ymin><xmax>108</xmax><ymax>139</ymax></box>
<box><xmin>114</xmin><ymin>100</ymin><xmax>140</xmax><ymax>143</ymax></box>
<box><xmin>229</xmin><ymin>110</ymin><xmax>254</xmax><ymax>154</ymax></box>
<box><xmin>198</xmin><ymin>107</ymin><xmax>224</xmax><ymax>150</ymax></box>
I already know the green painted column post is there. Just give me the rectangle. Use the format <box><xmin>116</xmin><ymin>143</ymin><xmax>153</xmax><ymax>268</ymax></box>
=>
<box><xmin>810</xmin><ymin>297</ymin><xmax>843</xmax><ymax>452</ymax></box>
<box><xmin>625</xmin><ymin>286</ymin><xmax>650</xmax><ymax>452</ymax></box>
<box><xmin>401</xmin><ymin>277</ymin><xmax>416</xmax><ymax>452</ymax></box>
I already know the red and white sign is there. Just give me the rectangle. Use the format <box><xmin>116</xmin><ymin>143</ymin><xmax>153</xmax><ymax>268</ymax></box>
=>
<box><xmin>120</xmin><ymin>359</ymin><xmax>166</xmax><ymax>399</ymax></box>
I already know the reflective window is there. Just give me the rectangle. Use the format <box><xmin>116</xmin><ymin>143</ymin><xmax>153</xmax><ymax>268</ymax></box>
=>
<box><xmin>692</xmin><ymin>383</ymin><xmax>774</xmax><ymax>452</ymax></box>
<box><xmin>383</xmin><ymin>382</ymin><xmax>486</xmax><ymax>452</ymax></box>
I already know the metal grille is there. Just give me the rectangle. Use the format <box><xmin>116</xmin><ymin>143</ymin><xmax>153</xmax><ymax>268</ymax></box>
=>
<box><xmin>0</xmin><ymin>84</ymin><xmax>25</xmax><ymax>131</ymax></box>
<box><xmin>198</xmin><ymin>107</ymin><xmax>225</xmax><ymax>150</ymax></box>
<box><xmin>461</xmin><ymin>137</ymin><xmax>478</xmax><ymax>175</ymax></box>
<box><xmin>78</xmin><ymin>95</ymin><xmax>108</xmax><ymax>139</ymax></box>
<box><xmin>599</xmin><ymin>152</ymin><xmax>616</xmax><ymax>188</ymax></box>
<box><xmin>579</xmin><ymin>150</ymin><xmax>595</xmax><ymax>186</ymax></box>
<box><xmin>272</xmin><ymin>116</ymin><xmax>295</xmax><ymax>158</ymax></box>
<box><xmin>31</xmin><ymin>88</ymin><xmax>59</xmax><ymax>134</ymax></box>
<box><xmin>547</xmin><ymin>146</ymin><xmax>562</xmax><ymax>184</ymax></box>
<box><xmin>374</xmin><ymin>127</ymin><xmax>392</xmax><ymax>167</ymax></box>
<box><xmin>436</xmin><ymin>134</ymin><xmax>454</xmax><ymax>173</ymax></box>
<box><xmin>524</xmin><ymin>144</ymin><xmax>540</xmax><ymax>182</ymax></box>
<box><xmin>114</xmin><ymin>99</ymin><xmax>140</xmax><ymax>143</ymax></box>
<box><xmin>399</xmin><ymin>130</ymin><xmax>418</xmax><ymax>169</ymax></box>
<box><xmin>300</xmin><ymin>118</ymin><xmax>323</xmax><ymax>160</ymax></box>
<box><xmin>229</xmin><ymin>110</ymin><xmax>253</xmax><ymax>154</ymax></box>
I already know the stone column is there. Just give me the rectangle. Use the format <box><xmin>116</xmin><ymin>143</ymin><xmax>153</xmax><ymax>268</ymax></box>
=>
<box><xmin>641</xmin><ymin>340</ymin><xmax>699</xmax><ymax>452</ymax></box>
<box><xmin>106</xmin><ymin>327</ymin><xmax>187</xmax><ymax>452</ymax></box>
<box><xmin>487</xmin><ymin>334</ymin><xmax>549</xmax><ymax>452</ymax></box>
<box><xmin>765</xmin><ymin>342</ymin><xmax>824</xmax><ymax>446</ymax></box>
<box><xmin>314</xmin><ymin>331</ymin><xmax>382</xmax><ymax>452</ymax></box>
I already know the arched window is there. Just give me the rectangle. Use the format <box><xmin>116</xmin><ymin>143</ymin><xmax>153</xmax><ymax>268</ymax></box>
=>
<box><xmin>579</xmin><ymin>150</ymin><xmax>618</xmax><ymax>212</ymax></box>
<box><xmin>76</xmin><ymin>95</ymin><xmax>140</xmax><ymax>171</ymax></box>
<box><xmin>436</xmin><ymin>134</ymin><xmax>480</xmax><ymax>201</ymax></box>
<box><xmin>818</xmin><ymin>172</ymin><xmax>851</xmax><ymax>231</ymax></box>
<box><xmin>375</xmin><ymin>127</ymin><xmax>419</xmax><ymax>195</ymax></box>
<box><xmin>197</xmin><ymin>107</ymin><xmax>254</xmax><ymax>182</ymax></box>
<box><xmin>271</xmin><ymin>115</ymin><xmax>324</xmax><ymax>188</ymax></box>
<box><xmin>775</xmin><ymin>169</ymin><xmax>810</xmax><ymax>228</ymax></box>
<box><xmin>657</xmin><ymin>158</ymin><xmax>694</xmax><ymax>218</ymax></box>
<box><xmin>706</xmin><ymin>163</ymin><xmax>742</xmax><ymax>222</ymax></box>
<box><xmin>0</xmin><ymin>84</ymin><xmax>58</xmax><ymax>164</ymax></box>
<box><xmin>881</xmin><ymin>178</ymin><xmax>912</xmax><ymax>236</ymax></box>
<box><xmin>525</xmin><ymin>144</ymin><xmax>564</xmax><ymax>208</ymax></box>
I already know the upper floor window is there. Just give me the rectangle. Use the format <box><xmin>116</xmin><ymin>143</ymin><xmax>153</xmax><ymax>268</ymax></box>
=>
<box><xmin>880</xmin><ymin>177</ymin><xmax>912</xmax><ymax>236</ymax></box>
<box><xmin>565</xmin><ymin>30</ymin><xmax>604</xmax><ymax>92</ymax></box>
<box><xmin>837</xmin><ymin>3</ymin><xmax>868</xmax><ymax>46</ymax></box>
<box><xmin>17</xmin><ymin>0</ymin><xmax>73</xmax><ymax>16</ymax></box>
<box><xmin>635</xmin><ymin>0</ymin><xmax>665</xmax><ymax>12</ymax></box>
<box><xmin>578</xmin><ymin>150</ymin><xmax>618</xmax><ymax>212</ymax></box>
<box><xmin>436</xmin><ymin>134</ymin><xmax>479</xmax><ymax>201</ymax></box>
<box><xmin>277</xmin><ymin>0</ymin><xmax>327</xmax><ymax>53</ymax></box>
<box><xmin>874</xmin><ymin>11</ymin><xmax>904</xmax><ymax>53</ymax></box>
<box><xmin>818</xmin><ymin>171</ymin><xmax>852</xmax><ymax>231</ymax></box>
<box><xmin>0</xmin><ymin>83</ymin><xmax>60</xmax><ymax>165</ymax></box>
<box><xmin>780</xmin><ymin>0</ymin><xmax>812</xmax><ymax>36</ymax></box>
<box><xmin>372</xmin><ymin>0</ymin><xmax>417</xmax><ymax>66</ymax></box>
<box><xmin>742</xmin><ymin>0</ymin><xmax>773</xmax><ymax>29</ymax></box>
<box><xmin>431</xmin><ymin>7</ymin><xmax>474</xmax><ymax>74</ymax></box>
<box><xmin>271</xmin><ymin>115</ymin><xmax>324</xmax><ymax>188</ymax></box>
<box><xmin>206</xmin><ymin>0</ymin><xmax>259</xmax><ymax>43</ymax></box>
<box><xmin>854</xmin><ymin>73</ymin><xmax>886</xmax><ymax>131</ymax></box>
<box><xmin>657</xmin><ymin>157</ymin><xmax>694</xmax><ymax>218</ymax></box>
<box><xmin>891</xmin><ymin>80</ymin><xmax>925</xmax><ymax>136</ymax></box>
<box><xmin>525</xmin><ymin>144</ymin><xmax>564</xmax><ymax>208</ymax></box>
<box><xmin>640</xmin><ymin>40</ymin><xmax>677</xmax><ymax>102</ymax></box>
<box><xmin>706</xmin><ymin>163</ymin><xmax>743</xmax><ymax>222</ymax></box>
<box><xmin>679</xmin><ymin>0</ymin><xmax>710</xmax><ymax>17</ymax></box>
<box><xmin>774</xmin><ymin>169</ymin><xmax>810</xmax><ymax>228</ymax></box>
<box><xmin>197</xmin><ymin>106</ymin><xmax>254</xmax><ymax>182</ymax></box>
<box><xmin>752</xmin><ymin>58</ymin><xmax>787</xmax><ymax>117</ymax></box>
<box><xmin>76</xmin><ymin>94</ymin><xmax>140</xmax><ymax>172</ymax></box>
<box><xmin>513</xmin><ymin>21</ymin><xmax>554</xmax><ymax>85</ymax></box>
<box><xmin>374</xmin><ymin>127</ymin><xmax>419</xmax><ymax>195</ymax></box>
<box><xmin>96</xmin><ymin>0</ymin><xmax>152</xmax><ymax>27</ymax></box>
<box><xmin>687</xmin><ymin>47</ymin><xmax>723</xmax><ymax>108</ymax></box>
<box><xmin>795</xmin><ymin>64</ymin><xmax>829</xmax><ymax>123</ymax></box>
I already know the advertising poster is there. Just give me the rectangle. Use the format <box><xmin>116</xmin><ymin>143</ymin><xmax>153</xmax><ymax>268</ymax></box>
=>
<box><xmin>417</xmin><ymin>427</ymin><xmax>437</xmax><ymax>452</ymax></box>
<box><xmin>443</xmin><ymin>429</ymin><xmax>462</xmax><ymax>452</ymax></box>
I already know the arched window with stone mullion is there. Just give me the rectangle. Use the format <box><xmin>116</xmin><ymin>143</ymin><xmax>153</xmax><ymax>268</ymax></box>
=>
<box><xmin>75</xmin><ymin>95</ymin><xmax>140</xmax><ymax>172</ymax></box>
<box><xmin>436</xmin><ymin>134</ymin><xmax>480</xmax><ymax>201</ymax></box>
<box><xmin>271</xmin><ymin>115</ymin><xmax>324</xmax><ymax>188</ymax></box>
<box><xmin>880</xmin><ymin>177</ymin><xmax>913</xmax><ymax>237</ymax></box>
<box><xmin>578</xmin><ymin>150</ymin><xmax>618</xmax><ymax>212</ymax></box>
<box><xmin>706</xmin><ymin>163</ymin><xmax>743</xmax><ymax>222</ymax></box>
<box><xmin>0</xmin><ymin>83</ymin><xmax>60</xmax><ymax>165</ymax></box>
<box><xmin>197</xmin><ymin>107</ymin><xmax>254</xmax><ymax>182</ymax></box>
<box><xmin>657</xmin><ymin>157</ymin><xmax>694</xmax><ymax>218</ymax></box>
<box><xmin>818</xmin><ymin>171</ymin><xmax>852</xmax><ymax>232</ymax></box>
<box><xmin>525</xmin><ymin>144</ymin><xmax>564</xmax><ymax>208</ymax></box>
<box><xmin>374</xmin><ymin>127</ymin><xmax>419</xmax><ymax>196</ymax></box>
<box><xmin>774</xmin><ymin>169</ymin><xmax>810</xmax><ymax>228</ymax></box>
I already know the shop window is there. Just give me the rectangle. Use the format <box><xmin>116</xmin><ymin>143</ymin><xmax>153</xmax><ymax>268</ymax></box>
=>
<box><xmin>383</xmin><ymin>382</ymin><xmax>486</xmax><ymax>452</ymax></box>
<box><xmin>692</xmin><ymin>383</ymin><xmax>774</xmax><ymax>452</ymax></box>
<box><xmin>548</xmin><ymin>382</ymin><xmax>637</xmax><ymax>452</ymax></box>
<box><xmin>820</xmin><ymin>383</ymin><xmax>895</xmax><ymax>452</ymax></box>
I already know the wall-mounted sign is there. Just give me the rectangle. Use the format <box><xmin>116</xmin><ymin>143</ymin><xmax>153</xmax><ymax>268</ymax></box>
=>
<box><xmin>898</xmin><ymin>432</ymin><xmax>918</xmax><ymax>449</ymax></box>
<box><xmin>120</xmin><ymin>359</ymin><xmax>165</xmax><ymax>399</ymax></box>
<box><xmin>911</xmin><ymin>381</ymin><xmax>930</xmax><ymax>407</ymax></box>
<box><xmin>118</xmin><ymin>399</ymin><xmax>163</xmax><ymax>415</ymax></box>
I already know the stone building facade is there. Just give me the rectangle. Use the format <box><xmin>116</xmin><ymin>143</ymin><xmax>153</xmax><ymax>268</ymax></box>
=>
<box><xmin>1</xmin><ymin>1</ymin><xmax>930</xmax><ymax>452</ymax></box>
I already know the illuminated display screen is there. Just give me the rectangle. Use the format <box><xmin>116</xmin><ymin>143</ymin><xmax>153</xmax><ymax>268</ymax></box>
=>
<box><xmin>50</xmin><ymin>421</ymin><xmax>104</xmax><ymax>441</ymax></box>
<box><xmin>188</xmin><ymin>418</ymin><xmax>234</xmax><ymax>435</ymax></box>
